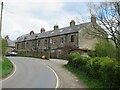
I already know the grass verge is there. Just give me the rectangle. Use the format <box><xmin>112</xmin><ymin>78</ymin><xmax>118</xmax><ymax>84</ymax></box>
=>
<box><xmin>64</xmin><ymin>64</ymin><xmax>107</xmax><ymax>88</ymax></box>
<box><xmin>0</xmin><ymin>57</ymin><xmax>14</xmax><ymax>78</ymax></box>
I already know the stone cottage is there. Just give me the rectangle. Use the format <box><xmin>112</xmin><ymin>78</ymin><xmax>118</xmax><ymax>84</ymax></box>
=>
<box><xmin>15</xmin><ymin>16</ymin><xmax>105</xmax><ymax>58</ymax></box>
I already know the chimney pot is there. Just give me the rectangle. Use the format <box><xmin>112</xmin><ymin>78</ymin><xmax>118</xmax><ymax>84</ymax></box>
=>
<box><xmin>30</xmin><ymin>30</ymin><xmax>34</xmax><ymax>35</ymax></box>
<box><xmin>5</xmin><ymin>35</ymin><xmax>9</xmax><ymax>40</ymax></box>
<box><xmin>41</xmin><ymin>28</ymin><xmax>45</xmax><ymax>33</ymax></box>
<box><xmin>91</xmin><ymin>15</ymin><xmax>96</xmax><ymax>25</ymax></box>
<box><xmin>54</xmin><ymin>25</ymin><xmax>59</xmax><ymax>30</ymax></box>
<box><xmin>70</xmin><ymin>20</ymin><xmax>75</xmax><ymax>26</ymax></box>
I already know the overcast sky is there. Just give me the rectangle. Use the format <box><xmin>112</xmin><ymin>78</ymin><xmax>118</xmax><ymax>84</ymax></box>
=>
<box><xmin>1</xmin><ymin>0</ymin><xmax>108</xmax><ymax>40</ymax></box>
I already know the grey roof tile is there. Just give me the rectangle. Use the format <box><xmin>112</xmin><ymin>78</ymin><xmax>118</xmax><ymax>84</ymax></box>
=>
<box><xmin>16</xmin><ymin>22</ymin><xmax>91</xmax><ymax>42</ymax></box>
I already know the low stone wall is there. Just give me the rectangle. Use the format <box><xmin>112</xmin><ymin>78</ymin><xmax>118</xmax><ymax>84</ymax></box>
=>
<box><xmin>17</xmin><ymin>50</ymin><xmax>50</xmax><ymax>59</ymax></box>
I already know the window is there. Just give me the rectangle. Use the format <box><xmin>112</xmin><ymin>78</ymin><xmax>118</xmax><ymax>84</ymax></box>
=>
<box><xmin>53</xmin><ymin>41</ymin><xmax>55</xmax><ymax>45</ymax></box>
<box><xmin>61</xmin><ymin>37</ymin><xmax>64</xmax><ymax>43</ymax></box>
<box><xmin>17</xmin><ymin>44</ymin><xmax>19</xmax><ymax>50</ymax></box>
<box><xmin>71</xmin><ymin>35</ymin><xmax>74</xmax><ymax>42</ymax></box>
<box><xmin>22</xmin><ymin>42</ymin><xmax>25</xmax><ymax>49</ymax></box>
<box><xmin>50</xmin><ymin>38</ymin><xmax>55</xmax><ymax>45</ymax></box>
<box><xmin>51</xmin><ymin>50</ymin><xmax>55</xmax><ymax>53</ymax></box>
<box><xmin>38</xmin><ymin>40</ymin><xmax>40</xmax><ymax>46</ymax></box>
<box><xmin>32</xmin><ymin>40</ymin><xmax>34</xmax><ymax>50</ymax></box>
<box><xmin>50</xmin><ymin>39</ymin><xmax>52</xmax><ymax>44</ymax></box>
<box><xmin>26</xmin><ymin>42</ymin><xmax>28</xmax><ymax>45</ymax></box>
<box><xmin>45</xmin><ymin>39</ymin><xmax>47</xmax><ymax>45</ymax></box>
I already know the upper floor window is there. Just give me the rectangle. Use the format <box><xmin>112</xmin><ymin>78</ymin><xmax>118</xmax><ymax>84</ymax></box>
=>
<box><xmin>61</xmin><ymin>37</ymin><xmax>64</xmax><ymax>43</ymax></box>
<box><xmin>22</xmin><ymin>42</ymin><xmax>25</xmax><ymax>49</ymax></box>
<box><xmin>17</xmin><ymin>44</ymin><xmax>19</xmax><ymax>49</ymax></box>
<box><xmin>38</xmin><ymin>40</ymin><xmax>40</xmax><ymax>46</ymax></box>
<box><xmin>26</xmin><ymin>42</ymin><xmax>28</xmax><ymax>46</ymax></box>
<box><xmin>45</xmin><ymin>39</ymin><xmax>47</xmax><ymax>45</ymax></box>
<box><xmin>50</xmin><ymin>38</ymin><xmax>55</xmax><ymax>45</ymax></box>
<box><xmin>71</xmin><ymin>35</ymin><xmax>74</xmax><ymax>42</ymax></box>
<box><xmin>50</xmin><ymin>39</ymin><xmax>52</xmax><ymax>44</ymax></box>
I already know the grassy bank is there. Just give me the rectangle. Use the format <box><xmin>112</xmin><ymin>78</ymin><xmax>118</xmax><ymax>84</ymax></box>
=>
<box><xmin>64</xmin><ymin>64</ymin><xmax>106</xmax><ymax>88</ymax></box>
<box><xmin>0</xmin><ymin>57</ymin><xmax>14</xmax><ymax>78</ymax></box>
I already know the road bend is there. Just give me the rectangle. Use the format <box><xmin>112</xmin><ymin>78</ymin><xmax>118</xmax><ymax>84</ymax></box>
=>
<box><xmin>2</xmin><ymin>57</ymin><xmax>57</xmax><ymax>88</ymax></box>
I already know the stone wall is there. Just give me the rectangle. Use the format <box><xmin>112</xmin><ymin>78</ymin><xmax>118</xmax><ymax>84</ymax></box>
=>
<box><xmin>16</xmin><ymin>32</ymin><xmax>79</xmax><ymax>59</ymax></box>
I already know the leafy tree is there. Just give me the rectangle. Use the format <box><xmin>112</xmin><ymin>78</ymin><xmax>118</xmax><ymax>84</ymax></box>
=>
<box><xmin>95</xmin><ymin>40</ymin><xmax>117</xmax><ymax>59</ymax></box>
<box><xmin>1</xmin><ymin>39</ymin><xmax>8</xmax><ymax>56</ymax></box>
<box><xmin>86</xmin><ymin>1</ymin><xmax>120</xmax><ymax>60</ymax></box>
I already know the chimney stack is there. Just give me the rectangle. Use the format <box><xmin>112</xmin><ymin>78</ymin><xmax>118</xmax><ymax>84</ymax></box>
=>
<box><xmin>54</xmin><ymin>25</ymin><xmax>59</xmax><ymax>30</ymax></box>
<box><xmin>5</xmin><ymin>35</ymin><xmax>9</xmax><ymax>40</ymax></box>
<box><xmin>41</xmin><ymin>28</ymin><xmax>45</xmax><ymax>33</ymax></box>
<box><xmin>30</xmin><ymin>30</ymin><xmax>34</xmax><ymax>35</ymax></box>
<box><xmin>70</xmin><ymin>20</ymin><xmax>75</xmax><ymax>27</ymax></box>
<box><xmin>91</xmin><ymin>15</ymin><xmax>96</xmax><ymax>25</ymax></box>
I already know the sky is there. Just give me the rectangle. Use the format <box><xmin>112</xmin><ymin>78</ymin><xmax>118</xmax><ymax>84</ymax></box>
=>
<box><xmin>0</xmin><ymin>0</ymin><xmax>112</xmax><ymax>41</ymax></box>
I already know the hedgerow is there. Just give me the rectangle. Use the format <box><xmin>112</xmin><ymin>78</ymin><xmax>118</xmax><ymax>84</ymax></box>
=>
<box><xmin>67</xmin><ymin>52</ymin><xmax>120</xmax><ymax>88</ymax></box>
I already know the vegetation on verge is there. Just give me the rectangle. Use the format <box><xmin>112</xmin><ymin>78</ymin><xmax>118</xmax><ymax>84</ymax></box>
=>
<box><xmin>0</xmin><ymin>57</ymin><xmax>13</xmax><ymax>78</ymax></box>
<box><xmin>66</xmin><ymin>52</ymin><xmax>120</xmax><ymax>88</ymax></box>
<box><xmin>0</xmin><ymin>38</ymin><xmax>13</xmax><ymax>78</ymax></box>
<box><xmin>2</xmin><ymin>39</ymin><xmax>8</xmax><ymax>56</ymax></box>
<box><xmin>64</xmin><ymin>64</ymin><xmax>106</xmax><ymax>88</ymax></box>
<box><xmin>88</xmin><ymin>40</ymin><xmax>118</xmax><ymax>60</ymax></box>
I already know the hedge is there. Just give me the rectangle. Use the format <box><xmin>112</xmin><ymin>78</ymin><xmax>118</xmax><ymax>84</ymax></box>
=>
<box><xmin>67</xmin><ymin>53</ymin><xmax>120</xmax><ymax>88</ymax></box>
<box><xmin>17</xmin><ymin>51</ymin><xmax>50</xmax><ymax>59</ymax></box>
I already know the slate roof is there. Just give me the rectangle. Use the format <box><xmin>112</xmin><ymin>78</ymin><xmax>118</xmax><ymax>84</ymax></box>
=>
<box><xmin>16</xmin><ymin>22</ymin><xmax>91</xmax><ymax>42</ymax></box>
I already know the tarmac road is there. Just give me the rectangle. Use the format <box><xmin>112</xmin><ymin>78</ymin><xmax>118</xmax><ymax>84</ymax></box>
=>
<box><xmin>2</xmin><ymin>57</ymin><xmax>57</xmax><ymax>88</ymax></box>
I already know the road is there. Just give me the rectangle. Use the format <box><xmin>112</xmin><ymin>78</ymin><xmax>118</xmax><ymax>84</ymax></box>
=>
<box><xmin>2</xmin><ymin>57</ymin><xmax>57</xmax><ymax>88</ymax></box>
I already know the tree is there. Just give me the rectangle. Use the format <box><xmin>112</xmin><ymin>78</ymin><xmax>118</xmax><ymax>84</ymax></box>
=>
<box><xmin>2</xmin><ymin>39</ymin><xmax>7</xmax><ymax>56</ymax></box>
<box><xmin>63</xmin><ymin>42</ymin><xmax>77</xmax><ymax>55</ymax></box>
<box><xmin>86</xmin><ymin>1</ymin><xmax>120</xmax><ymax>60</ymax></box>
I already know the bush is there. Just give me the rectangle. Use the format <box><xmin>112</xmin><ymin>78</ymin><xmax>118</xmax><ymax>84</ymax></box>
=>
<box><xmin>76</xmin><ymin>56</ymin><xmax>89</xmax><ymax>72</ymax></box>
<box><xmin>2</xmin><ymin>39</ymin><xmax>8</xmax><ymax>56</ymax></box>
<box><xmin>86</xmin><ymin>57</ymin><xmax>102</xmax><ymax>78</ymax></box>
<box><xmin>95</xmin><ymin>40</ymin><xmax>117</xmax><ymax>59</ymax></box>
<box><xmin>112</xmin><ymin>63</ymin><xmax>120</xmax><ymax>88</ymax></box>
<box><xmin>67</xmin><ymin>52</ymin><xmax>89</xmax><ymax>72</ymax></box>
<box><xmin>87</xmin><ymin>51</ymin><xmax>96</xmax><ymax>57</ymax></box>
<box><xmin>67</xmin><ymin>52</ymin><xmax>80</xmax><ymax>67</ymax></box>
<box><xmin>66</xmin><ymin>53</ymin><xmax>120</xmax><ymax>88</ymax></box>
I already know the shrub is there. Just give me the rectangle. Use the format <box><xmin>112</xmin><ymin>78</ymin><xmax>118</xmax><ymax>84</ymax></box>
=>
<box><xmin>86</xmin><ymin>57</ymin><xmax>102</xmax><ymax>78</ymax></box>
<box><xmin>67</xmin><ymin>52</ymin><xmax>89</xmax><ymax>71</ymax></box>
<box><xmin>2</xmin><ymin>39</ymin><xmax>8</xmax><ymax>56</ymax></box>
<box><xmin>87</xmin><ymin>51</ymin><xmax>96</xmax><ymax>58</ymax></box>
<box><xmin>95</xmin><ymin>40</ymin><xmax>117</xmax><ymax>59</ymax></box>
<box><xmin>76</xmin><ymin>56</ymin><xmax>89</xmax><ymax>71</ymax></box>
<box><xmin>66</xmin><ymin>53</ymin><xmax>120</xmax><ymax>88</ymax></box>
<box><xmin>113</xmin><ymin>63</ymin><xmax>120</xmax><ymax>88</ymax></box>
<box><xmin>67</xmin><ymin>52</ymin><xmax>80</xmax><ymax>66</ymax></box>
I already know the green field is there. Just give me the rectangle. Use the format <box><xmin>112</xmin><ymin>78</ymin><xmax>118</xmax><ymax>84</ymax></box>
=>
<box><xmin>0</xmin><ymin>57</ymin><xmax>13</xmax><ymax>78</ymax></box>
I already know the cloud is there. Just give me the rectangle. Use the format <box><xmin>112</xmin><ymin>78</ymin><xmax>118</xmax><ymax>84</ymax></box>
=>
<box><xmin>3</xmin><ymin>0</ymin><xmax>64</xmax><ymax>13</ymax></box>
<box><xmin>1</xmin><ymin>0</ymin><xmax>64</xmax><ymax>40</ymax></box>
<box><xmin>2</xmin><ymin>10</ymin><xmax>51</xmax><ymax>40</ymax></box>
<box><xmin>1</xmin><ymin>0</ymin><xmax>90</xmax><ymax>41</ymax></box>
